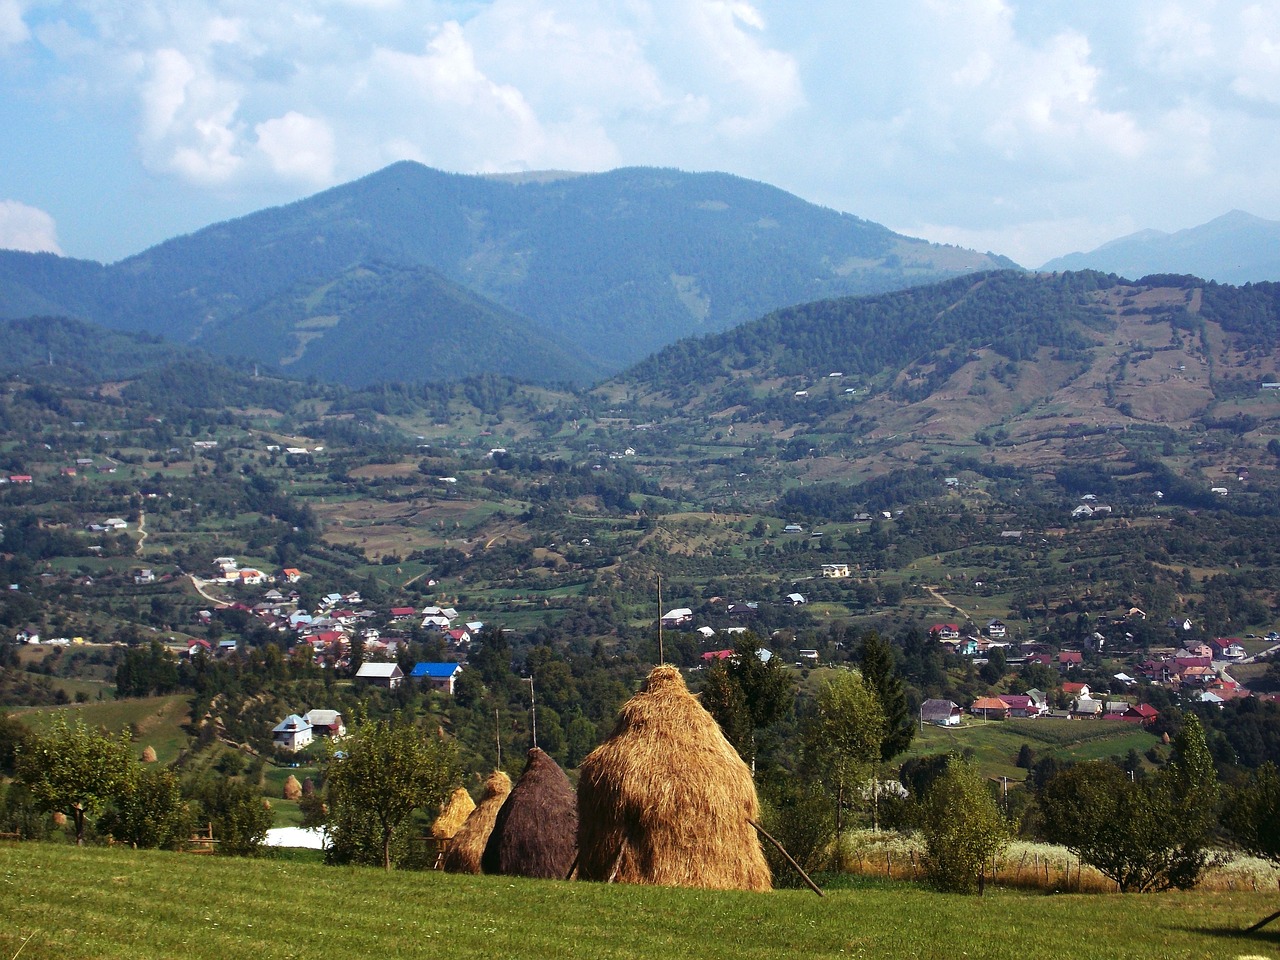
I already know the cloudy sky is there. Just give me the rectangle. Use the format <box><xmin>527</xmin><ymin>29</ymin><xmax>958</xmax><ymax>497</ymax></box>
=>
<box><xmin>2</xmin><ymin>0</ymin><xmax>1278</xmax><ymax>267</ymax></box>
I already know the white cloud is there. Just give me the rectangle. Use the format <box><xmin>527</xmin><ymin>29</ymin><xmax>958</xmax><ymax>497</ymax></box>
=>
<box><xmin>255</xmin><ymin>111</ymin><xmax>335</xmax><ymax>183</ymax></box>
<box><xmin>0</xmin><ymin>200</ymin><xmax>61</xmax><ymax>254</ymax></box>
<box><xmin>0</xmin><ymin>0</ymin><xmax>29</xmax><ymax>47</ymax></box>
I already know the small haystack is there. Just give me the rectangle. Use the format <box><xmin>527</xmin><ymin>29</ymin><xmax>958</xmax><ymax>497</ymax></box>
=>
<box><xmin>431</xmin><ymin>786</ymin><xmax>477</xmax><ymax>841</ymax></box>
<box><xmin>481</xmin><ymin>747</ymin><xmax>577</xmax><ymax>879</ymax></box>
<box><xmin>576</xmin><ymin>664</ymin><xmax>771</xmax><ymax>891</ymax></box>
<box><xmin>442</xmin><ymin>770</ymin><xmax>511</xmax><ymax>874</ymax></box>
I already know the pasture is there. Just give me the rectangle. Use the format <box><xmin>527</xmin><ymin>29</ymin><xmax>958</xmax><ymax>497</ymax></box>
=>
<box><xmin>0</xmin><ymin>844</ymin><xmax>1276</xmax><ymax>960</ymax></box>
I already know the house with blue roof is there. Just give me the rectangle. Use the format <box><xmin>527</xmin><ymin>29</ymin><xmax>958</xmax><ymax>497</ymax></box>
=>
<box><xmin>410</xmin><ymin>662</ymin><xmax>463</xmax><ymax>695</ymax></box>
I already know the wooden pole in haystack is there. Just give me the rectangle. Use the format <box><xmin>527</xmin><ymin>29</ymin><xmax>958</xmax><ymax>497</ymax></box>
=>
<box><xmin>749</xmin><ymin>820</ymin><xmax>824</xmax><ymax>898</ymax></box>
<box><xmin>657</xmin><ymin>574</ymin><xmax>664</xmax><ymax>665</ymax></box>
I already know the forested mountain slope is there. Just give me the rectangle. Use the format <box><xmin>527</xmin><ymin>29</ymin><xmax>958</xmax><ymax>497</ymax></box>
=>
<box><xmin>0</xmin><ymin>163</ymin><xmax>1015</xmax><ymax>382</ymax></box>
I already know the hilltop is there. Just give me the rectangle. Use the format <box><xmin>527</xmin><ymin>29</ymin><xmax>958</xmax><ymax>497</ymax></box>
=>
<box><xmin>0</xmin><ymin>163</ymin><xmax>1014</xmax><ymax>384</ymax></box>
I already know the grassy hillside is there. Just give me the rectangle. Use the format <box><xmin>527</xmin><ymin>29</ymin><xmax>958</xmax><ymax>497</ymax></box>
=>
<box><xmin>0</xmin><ymin>844</ymin><xmax>1275</xmax><ymax>960</ymax></box>
<box><xmin>15</xmin><ymin>695</ymin><xmax>193</xmax><ymax>764</ymax></box>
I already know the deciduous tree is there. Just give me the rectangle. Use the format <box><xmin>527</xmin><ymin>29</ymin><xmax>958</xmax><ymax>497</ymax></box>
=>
<box><xmin>920</xmin><ymin>757</ymin><xmax>1010</xmax><ymax>894</ymax></box>
<box><xmin>802</xmin><ymin>671</ymin><xmax>884</xmax><ymax>832</ymax></box>
<box><xmin>15</xmin><ymin>717</ymin><xmax>134</xmax><ymax>845</ymax></box>
<box><xmin>326</xmin><ymin>719</ymin><xmax>459</xmax><ymax>869</ymax></box>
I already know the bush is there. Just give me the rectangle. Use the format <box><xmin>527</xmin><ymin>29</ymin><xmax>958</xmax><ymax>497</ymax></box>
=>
<box><xmin>920</xmin><ymin>757</ymin><xmax>1011</xmax><ymax>894</ymax></box>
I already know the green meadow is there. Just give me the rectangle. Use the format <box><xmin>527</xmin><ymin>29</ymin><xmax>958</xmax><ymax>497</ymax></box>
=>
<box><xmin>0</xmin><ymin>844</ymin><xmax>1276</xmax><ymax>960</ymax></box>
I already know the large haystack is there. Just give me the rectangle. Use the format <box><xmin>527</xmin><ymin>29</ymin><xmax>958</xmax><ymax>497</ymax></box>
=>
<box><xmin>441</xmin><ymin>770</ymin><xmax>511</xmax><ymax>874</ymax></box>
<box><xmin>576</xmin><ymin>664</ymin><xmax>771</xmax><ymax>891</ymax></box>
<box><xmin>432</xmin><ymin>786</ymin><xmax>477</xmax><ymax>840</ymax></box>
<box><xmin>481</xmin><ymin>747</ymin><xmax>578</xmax><ymax>879</ymax></box>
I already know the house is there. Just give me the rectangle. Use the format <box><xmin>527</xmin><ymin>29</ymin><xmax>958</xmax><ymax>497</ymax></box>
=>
<box><xmin>783</xmin><ymin>524</ymin><xmax>804</xmax><ymax>533</ymax></box>
<box><xmin>696</xmin><ymin>626</ymin><xmax>716</xmax><ymax>639</ymax></box>
<box><xmin>389</xmin><ymin>606</ymin><xmax>418</xmax><ymax>621</ymax></box>
<box><xmin>931</xmin><ymin>624</ymin><xmax>961</xmax><ymax>641</ymax></box>
<box><xmin>660</xmin><ymin>608</ymin><xmax>694</xmax><ymax>627</ymax></box>
<box><xmin>133</xmin><ymin>569</ymin><xmax>156</xmax><ymax>584</ymax></box>
<box><xmin>1072</xmin><ymin>695</ymin><xmax>1103</xmax><ymax>718</ymax></box>
<box><xmin>970</xmin><ymin>697</ymin><xmax>1011</xmax><ymax>720</ymax></box>
<box><xmin>1024</xmin><ymin>689</ymin><xmax>1050</xmax><ymax>713</ymax></box>
<box><xmin>280</xmin><ymin>568</ymin><xmax>303</xmax><ymax>583</ymax></box>
<box><xmin>797</xmin><ymin>649</ymin><xmax>819</xmax><ymax>663</ymax></box>
<box><xmin>820</xmin><ymin>564</ymin><xmax>850</xmax><ymax>578</ymax></box>
<box><xmin>303</xmin><ymin>709</ymin><xmax>346</xmax><ymax>739</ymax></box>
<box><xmin>1062</xmin><ymin>681</ymin><xmax>1091</xmax><ymax>698</ymax></box>
<box><xmin>272</xmin><ymin>714</ymin><xmax>313</xmax><ymax>752</ymax></box>
<box><xmin>998</xmin><ymin>695</ymin><xmax>1045</xmax><ymax>719</ymax></box>
<box><xmin>238</xmin><ymin>569</ymin><xmax>266</xmax><ymax>586</ymax></box>
<box><xmin>1210</xmin><ymin>637</ymin><xmax>1246</xmax><ymax>660</ymax></box>
<box><xmin>700</xmin><ymin>649</ymin><xmax>735</xmax><ymax>664</ymax></box>
<box><xmin>445</xmin><ymin>628</ymin><xmax>471</xmax><ymax>647</ymax></box>
<box><xmin>1057</xmin><ymin>651</ymin><xmax>1083</xmax><ymax>672</ymax></box>
<box><xmin>786</xmin><ymin>593</ymin><xmax>807</xmax><ymax>605</ymax></box>
<box><xmin>409</xmin><ymin>662</ymin><xmax>463</xmax><ymax>694</ymax></box>
<box><xmin>355</xmin><ymin>662</ymin><xmax>404</xmax><ymax>689</ymax></box>
<box><xmin>985</xmin><ymin>620</ymin><xmax>1007</xmax><ymax>639</ymax></box>
<box><xmin>921</xmin><ymin>699</ymin><xmax>962</xmax><ymax>726</ymax></box>
<box><xmin>1122</xmin><ymin>703</ymin><xmax>1159</xmax><ymax>726</ymax></box>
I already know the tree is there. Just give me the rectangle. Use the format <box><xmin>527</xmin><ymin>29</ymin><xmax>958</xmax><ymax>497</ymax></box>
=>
<box><xmin>326</xmin><ymin>719</ymin><xmax>460</xmax><ymax>870</ymax></box>
<box><xmin>857</xmin><ymin>631</ymin><xmax>914</xmax><ymax>761</ymax></box>
<box><xmin>190</xmin><ymin>776</ymin><xmax>274</xmax><ymax>857</ymax></box>
<box><xmin>15</xmin><ymin>717</ymin><xmax>134</xmax><ymax>845</ymax></box>
<box><xmin>920</xmin><ymin>757</ymin><xmax>1010</xmax><ymax>894</ymax></box>
<box><xmin>802</xmin><ymin>671</ymin><xmax>884</xmax><ymax>833</ymax></box>
<box><xmin>701</xmin><ymin>634</ymin><xmax>794</xmax><ymax>769</ymax></box>
<box><xmin>1226</xmin><ymin>762</ymin><xmax>1280</xmax><ymax>931</ymax></box>
<box><xmin>99</xmin><ymin>766</ymin><xmax>190</xmax><ymax>850</ymax></box>
<box><xmin>699</xmin><ymin>657</ymin><xmax>752</xmax><ymax>760</ymax></box>
<box><xmin>1038</xmin><ymin>720</ymin><xmax>1219</xmax><ymax>894</ymax></box>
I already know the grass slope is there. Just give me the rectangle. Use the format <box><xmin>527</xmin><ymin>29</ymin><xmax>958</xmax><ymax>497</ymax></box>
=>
<box><xmin>14</xmin><ymin>695</ymin><xmax>192</xmax><ymax>763</ymax></box>
<box><xmin>0</xmin><ymin>844</ymin><xmax>1276</xmax><ymax>960</ymax></box>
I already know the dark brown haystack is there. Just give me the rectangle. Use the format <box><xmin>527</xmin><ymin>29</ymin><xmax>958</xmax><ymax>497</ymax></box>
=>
<box><xmin>442</xmin><ymin>770</ymin><xmax>511</xmax><ymax>874</ymax></box>
<box><xmin>576</xmin><ymin>664</ymin><xmax>771</xmax><ymax>891</ymax></box>
<box><xmin>431</xmin><ymin>786</ymin><xmax>477</xmax><ymax>840</ymax></box>
<box><xmin>481</xmin><ymin>747</ymin><xmax>578</xmax><ymax>879</ymax></box>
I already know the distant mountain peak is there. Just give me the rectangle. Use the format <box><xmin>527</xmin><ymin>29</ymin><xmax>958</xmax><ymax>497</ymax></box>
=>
<box><xmin>1039</xmin><ymin>210</ymin><xmax>1280</xmax><ymax>284</ymax></box>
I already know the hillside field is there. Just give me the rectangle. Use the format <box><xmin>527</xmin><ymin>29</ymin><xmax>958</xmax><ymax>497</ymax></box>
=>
<box><xmin>0</xmin><ymin>844</ymin><xmax>1277</xmax><ymax>960</ymax></box>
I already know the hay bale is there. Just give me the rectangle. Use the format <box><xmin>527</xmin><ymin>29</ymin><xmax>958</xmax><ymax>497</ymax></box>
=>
<box><xmin>442</xmin><ymin>770</ymin><xmax>512</xmax><ymax>874</ymax></box>
<box><xmin>283</xmin><ymin>775</ymin><xmax>302</xmax><ymax>801</ymax></box>
<box><xmin>140</xmin><ymin>745</ymin><xmax>157</xmax><ymax>763</ymax></box>
<box><xmin>577</xmin><ymin>664</ymin><xmax>771</xmax><ymax>891</ymax></box>
<box><xmin>482</xmin><ymin>748</ymin><xmax>577</xmax><ymax>879</ymax></box>
<box><xmin>432</xmin><ymin>786</ymin><xmax>477</xmax><ymax>840</ymax></box>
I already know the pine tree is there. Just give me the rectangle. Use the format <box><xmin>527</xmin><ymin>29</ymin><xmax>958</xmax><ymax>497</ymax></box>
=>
<box><xmin>858</xmin><ymin>630</ymin><xmax>914</xmax><ymax>761</ymax></box>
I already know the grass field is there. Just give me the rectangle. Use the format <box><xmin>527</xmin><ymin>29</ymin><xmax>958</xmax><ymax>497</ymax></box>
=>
<box><xmin>14</xmin><ymin>695</ymin><xmax>193</xmax><ymax>764</ymax></box>
<box><xmin>0</xmin><ymin>844</ymin><xmax>1276</xmax><ymax>960</ymax></box>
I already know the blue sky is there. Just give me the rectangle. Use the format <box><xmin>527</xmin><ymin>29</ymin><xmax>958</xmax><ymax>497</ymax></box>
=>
<box><xmin>2</xmin><ymin>0</ymin><xmax>1278</xmax><ymax>267</ymax></box>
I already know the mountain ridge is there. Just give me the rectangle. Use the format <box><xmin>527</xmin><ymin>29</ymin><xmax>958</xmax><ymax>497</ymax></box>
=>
<box><xmin>1039</xmin><ymin>211</ymin><xmax>1280</xmax><ymax>285</ymax></box>
<box><xmin>0</xmin><ymin>162</ymin><xmax>1016</xmax><ymax>384</ymax></box>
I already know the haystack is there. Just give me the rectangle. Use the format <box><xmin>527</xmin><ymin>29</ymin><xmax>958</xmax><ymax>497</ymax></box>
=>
<box><xmin>442</xmin><ymin>770</ymin><xmax>511</xmax><ymax>874</ymax></box>
<box><xmin>481</xmin><ymin>747</ymin><xmax>577</xmax><ymax>879</ymax></box>
<box><xmin>431</xmin><ymin>786</ymin><xmax>477</xmax><ymax>840</ymax></box>
<box><xmin>576</xmin><ymin>664</ymin><xmax>771</xmax><ymax>891</ymax></box>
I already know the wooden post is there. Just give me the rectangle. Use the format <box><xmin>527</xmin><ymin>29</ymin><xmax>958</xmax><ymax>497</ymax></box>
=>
<box><xmin>749</xmin><ymin>819</ymin><xmax>824</xmax><ymax>898</ymax></box>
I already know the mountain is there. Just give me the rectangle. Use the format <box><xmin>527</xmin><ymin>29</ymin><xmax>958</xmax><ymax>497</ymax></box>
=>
<box><xmin>197</xmin><ymin>261</ymin><xmax>595</xmax><ymax>387</ymax></box>
<box><xmin>615</xmin><ymin>270</ymin><xmax>1280</xmax><ymax>499</ymax></box>
<box><xmin>0</xmin><ymin>163</ymin><xmax>1016</xmax><ymax>383</ymax></box>
<box><xmin>1039</xmin><ymin>211</ymin><xmax>1280</xmax><ymax>284</ymax></box>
